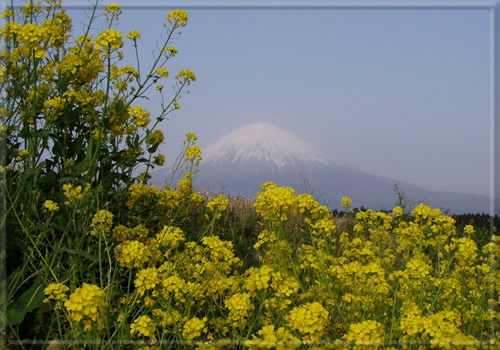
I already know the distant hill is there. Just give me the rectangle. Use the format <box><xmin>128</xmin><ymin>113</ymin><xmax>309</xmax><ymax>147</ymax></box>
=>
<box><xmin>152</xmin><ymin>122</ymin><xmax>498</xmax><ymax>215</ymax></box>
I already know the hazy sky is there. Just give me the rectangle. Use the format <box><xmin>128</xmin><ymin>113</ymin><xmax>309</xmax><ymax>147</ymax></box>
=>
<box><xmin>63</xmin><ymin>1</ymin><xmax>492</xmax><ymax>197</ymax></box>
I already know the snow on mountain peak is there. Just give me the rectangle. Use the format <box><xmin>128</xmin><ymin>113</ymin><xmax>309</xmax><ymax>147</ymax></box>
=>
<box><xmin>203</xmin><ymin>122</ymin><xmax>334</xmax><ymax>168</ymax></box>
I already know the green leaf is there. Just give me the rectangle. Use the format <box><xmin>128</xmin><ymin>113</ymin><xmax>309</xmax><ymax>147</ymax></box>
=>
<box><xmin>39</xmin><ymin>171</ymin><xmax>57</xmax><ymax>186</ymax></box>
<box><xmin>53</xmin><ymin>247</ymin><xmax>98</xmax><ymax>263</ymax></box>
<box><xmin>6</xmin><ymin>278</ymin><xmax>45</xmax><ymax>326</ymax></box>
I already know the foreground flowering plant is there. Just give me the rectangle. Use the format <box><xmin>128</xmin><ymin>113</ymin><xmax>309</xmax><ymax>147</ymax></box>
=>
<box><xmin>39</xmin><ymin>178</ymin><xmax>499</xmax><ymax>348</ymax></box>
<box><xmin>2</xmin><ymin>1</ymin><xmax>499</xmax><ymax>348</ymax></box>
<box><xmin>1</xmin><ymin>0</ymin><xmax>196</xmax><ymax>344</ymax></box>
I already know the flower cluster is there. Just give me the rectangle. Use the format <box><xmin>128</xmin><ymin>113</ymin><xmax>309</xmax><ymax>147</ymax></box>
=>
<box><xmin>130</xmin><ymin>315</ymin><xmax>157</xmax><ymax>341</ymax></box>
<box><xmin>167</xmin><ymin>10</ymin><xmax>189</xmax><ymax>28</ymax></box>
<box><xmin>89</xmin><ymin>210</ymin><xmax>114</xmax><ymax>236</ymax></box>
<box><xmin>64</xmin><ymin>283</ymin><xmax>107</xmax><ymax>330</ymax></box>
<box><xmin>286</xmin><ymin>302</ymin><xmax>329</xmax><ymax>341</ymax></box>
<box><xmin>43</xmin><ymin>200</ymin><xmax>60</xmax><ymax>213</ymax></box>
<box><xmin>63</xmin><ymin>183</ymin><xmax>90</xmax><ymax>207</ymax></box>
<box><xmin>44</xmin><ymin>283</ymin><xmax>69</xmax><ymax>308</ymax></box>
<box><xmin>205</xmin><ymin>194</ymin><xmax>229</xmax><ymax>220</ymax></box>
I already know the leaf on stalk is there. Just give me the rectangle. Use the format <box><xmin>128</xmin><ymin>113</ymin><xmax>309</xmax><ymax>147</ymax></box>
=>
<box><xmin>6</xmin><ymin>277</ymin><xmax>45</xmax><ymax>326</ymax></box>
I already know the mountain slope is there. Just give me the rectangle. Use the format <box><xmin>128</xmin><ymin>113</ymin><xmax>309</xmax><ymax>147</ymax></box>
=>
<box><xmin>153</xmin><ymin>122</ymin><xmax>497</xmax><ymax>214</ymax></box>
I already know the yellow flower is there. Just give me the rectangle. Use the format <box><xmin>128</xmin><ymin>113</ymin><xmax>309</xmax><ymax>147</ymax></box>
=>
<box><xmin>94</xmin><ymin>28</ymin><xmax>123</xmax><ymax>51</ymax></box>
<box><xmin>156</xmin><ymin>225</ymin><xmax>185</xmax><ymax>249</ymax></box>
<box><xmin>247</xmin><ymin>325</ymin><xmax>300</xmax><ymax>349</ymax></box>
<box><xmin>44</xmin><ymin>283</ymin><xmax>69</xmax><ymax>306</ymax></box>
<box><xmin>128</xmin><ymin>105</ymin><xmax>151</xmax><ymax>127</ymax></box>
<box><xmin>286</xmin><ymin>302</ymin><xmax>329</xmax><ymax>337</ymax></box>
<box><xmin>153</xmin><ymin>154</ymin><xmax>165</xmax><ymax>166</ymax></box>
<box><xmin>341</xmin><ymin>196</ymin><xmax>353</xmax><ymax>209</ymax></box>
<box><xmin>163</xmin><ymin>46</ymin><xmax>178</xmax><ymax>56</ymax></box>
<box><xmin>64</xmin><ymin>283</ymin><xmax>107</xmax><ymax>330</ymax></box>
<box><xmin>115</xmin><ymin>240</ymin><xmax>150</xmax><ymax>269</ymax></box>
<box><xmin>183</xmin><ymin>316</ymin><xmax>207</xmax><ymax>340</ymax></box>
<box><xmin>146</xmin><ymin>129</ymin><xmax>164</xmax><ymax>146</ymax></box>
<box><xmin>104</xmin><ymin>3</ymin><xmax>121</xmax><ymax>14</ymax></box>
<box><xmin>135</xmin><ymin>267</ymin><xmax>159</xmax><ymax>295</ymax></box>
<box><xmin>89</xmin><ymin>210</ymin><xmax>113</xmax><ymax>236</ymax></box>
<box><xmin>185</xmin><ymin>145</ymin><xmax>202</xmax><ymax>166</ymax></box>
<box><xmin>43</xmin><ymin>200</ymin><xmax>60</xmax><ymax>213</ymax></box>
<box><xmin>464</xmin><ymin>224</ymin><xmax>475</xmax><ymax>235</ymax></box>
<box><xmin>125</xmin><ymin>30</ymin><xmax>141</xmax><ymax>40</ymax></box>
<box><xmin>162</xmin><ymin>274</ymin><xmax>187</xmax><ymax>299</ymax></box>
<box><xmin>1</xmin><ymin>8</ymin><xmax>14</xmax><ymax>19</ymax></box>
<box><xmin>176</xmin><ymin>69</ymin><xmax>196</xmax><ymax>85</ymax></box>
<box><xmin>155</xmin><ymin>67</ymin><xmax>169</xmax><ymax>78</ymax></box>
<box><xmin>244</xmin><ymin>265</ymin><xmax>273</xmax><ymax>293</ymax></box>
<box><xmin>343</xmin><ymin>320</ymin><xmax>385</xmax><ymax>348</ymax></box>
<box><xmin>63</xmin><ymin>183</ymin><xmax>90</xmax><ymax>207</ymax></box>
<box><xmin>167</xmin><ymin>10</ymin><xmax>189</xmax><ymax>27</ymax></box>
<box><xmin>130</xmin><ymin>315</ymin><xmax>156</xmax><ymax>341</ymax></box>
<box><xmin>206</xmin><ymin>194</ymin><xmax>229</xmax><ymax>220</ymax></box>
<box><xmin>225</xmin><ymin>292</ymin><xmax>254</xmax><ymax>326</ymax></box>
<box><xmin>254</xmin><ymin>183</ymin><xmax>296</xmax><ymax>222</ymax></box>
<box><xmin>392</xmin><ymin>206</ymin><xmax>404</xmax><ymax>217</ymax></box>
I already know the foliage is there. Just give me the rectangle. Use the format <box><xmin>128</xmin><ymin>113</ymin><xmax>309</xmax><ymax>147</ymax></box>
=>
<box><xmin>0</xmin><ymin>0</ymin><xmax>195</xmax><ymax>343</ymax></box>
<box><xmin>1</xmin><ymin>1</ymin><xmax>499</xmax><ymax>349</ymax></box>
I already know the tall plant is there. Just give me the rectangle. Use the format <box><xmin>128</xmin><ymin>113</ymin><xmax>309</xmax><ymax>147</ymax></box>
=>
<box><xmin>0</xmin><ymin>0</ymin><xmax>195</xmax><ymax>340</ymax></box>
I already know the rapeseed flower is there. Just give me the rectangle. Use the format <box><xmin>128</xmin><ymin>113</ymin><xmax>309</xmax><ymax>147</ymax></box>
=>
<box><xmin>64</xmin><ymin>283</ymin><xmax>107</xmax><ymax>330</ymax></box>
<box><xmin>343</xmin><ymin>320</ymin><xmax>385</xmax><ymax>348</ymax></box>
<box><xmin>63</xmin><ymin>183</ymin><xmax>90</xmax><ymax>206</ymax></box>
<box><xmin>128</xmin><ymin>105</ymin><xmax>151</xmax><ymax>128</ymax></box>
<box><xmin>115</xmin><ymin>240</ymin><xmax>150</xmax><ymax>269</ymax></box>
<box><xmin>94</xmin><ymin>28</ymin><xmax>123</xmax><ymax>51</ymax></box>
<box><xmin>341</xmin><ymin>196</ymin><xmax>353</xmax><ymax>210</ymax></box>
<box><xmin>135</xmin><ymin>267</ymin><xmax>159</xmax><ymax>295</ymax></box>
<box><xmin>43</xmin><ymin>200</ymin><xmax>60</xmax><ymax>213</ymax></box>
<box><xmin>182</xmin><ymin>316</ymin><xmax>208</xmax><ymax>340</ymax></box>
<box><xmin>225</xmin><ymin>292</ymin><xmax>254</xmax><ymax>327</ymax></box>
<box><xmin>44</xmin><ymin>283</ymin><xmax>69</xmax><ymax>308</ymax></box>
<box><xmin>89</xmin><ymin>210</ymin><xmax>113</xmax><ymax>236</ymax></box>
<box><xmin>146</xmin><ymin>129</ymin><xmax>165</xmax><ymax>146</ymax></box>
<box><xmin>156</xmin><ymin>225</ymin><xmax>185</xmax><ymax>251</ymax></box>
<box><xmin>155</xmin><ymin>67</ymin><xmax>169</xmax><ymax>78</ymax></box>
<box><xmin>167</xmin><ymin>9</ymin><xmax>189</xmax><ymax>28</ymax></box>
<box><xmin>164</xmin><ymin>46</ymin><xmax>178</xmax><ymax>56</ymax></box>
<box><xmin>130</xmin><ymin>315</ymin><xmax>156</xmax><ymax>341</ymax></box>
<box><xmin>286</xmin><ymin>302</ymin><xmax>329</xmax><ymax>338</ymax></box>
<box><xmin>176</xmin><ymin>69</ymin><xmax>196</xmax><ymax>85</ymax></box>
<box><xmin>125</xmin><ymin>30</ymin><xmax>141</xmax><ymax>40</ymax></box>
<box><xmin>153</xmin><ymin>153</ymin><xmax>165</xmax><ymax>166</ymax></box>
<box><xmin>206</xmin><ymin>194</ymin><xmax>229</xmax><ymax>220</ymax></box>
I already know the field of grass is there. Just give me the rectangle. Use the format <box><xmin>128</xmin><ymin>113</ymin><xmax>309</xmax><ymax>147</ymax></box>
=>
<box><xmin>1</xmin><ymin>1</ymin><xmax>499</xmax><ymax>349</ymax></box>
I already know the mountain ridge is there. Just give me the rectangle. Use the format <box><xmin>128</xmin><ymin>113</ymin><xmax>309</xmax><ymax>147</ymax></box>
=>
<box><xmin>152</xmin><ymin>122</ymin><xmax>498</xmax><ymax>215</ymax></box>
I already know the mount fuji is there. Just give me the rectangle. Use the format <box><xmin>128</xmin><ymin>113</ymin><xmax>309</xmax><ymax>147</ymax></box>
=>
<box><xmin>153</xmin><ymin>122</ymin><xmax>495</xmax><ymax>214</ymax></box>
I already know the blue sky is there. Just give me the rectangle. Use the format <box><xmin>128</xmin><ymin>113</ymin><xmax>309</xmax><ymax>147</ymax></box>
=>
<box><xmin>64</xmin><ymin>1</ymin><xmax>492</xmax><ymax>197</ymax></box>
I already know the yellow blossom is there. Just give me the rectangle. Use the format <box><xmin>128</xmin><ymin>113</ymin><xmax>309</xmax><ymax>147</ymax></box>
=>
<box><xmin>64</xmin><ymin>283</ymin><xmax>107</xmax><ymax>330</ymax></box>
<box><xmin>89</xmin><ymin>210</ymin><xmax>113</xmax><ymax>236</ymax></box>
<box><xmin>125</xmin><ymin>30</ymin><xmax>141</xmax><ymax>40</ymax></box>
<box><xmin>44</xmin><ymin>283</ymin><xmax>69</xmax><ymax>306</ymax></box>
<box><xmin>43</xmin><ymin>200</ymin><xmax>60</xmax><ymax>213</ymax></box>
<box><xmin>167</xmin><ymin>10</ymin><xmax>189</xmax><ymax>27</ymax></box>
<box><xmin>130</xmin><ymin>315</ymin><xmax>156</xmax><ymax>341</ymax></box>
<box><xmin>341</xmin><ymin>196</ymin><xmax>353</xmax><ymax>210</ymax></box>
<box><xmin>183</xmin><ymin>316</ymin><xmax>207</xmax><ymax>340</ymax></box>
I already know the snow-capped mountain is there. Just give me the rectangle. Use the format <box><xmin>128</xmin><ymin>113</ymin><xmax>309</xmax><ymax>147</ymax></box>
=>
<box><xmin>203</xmin><ymin>122</ymin><xmax>333</xmax><ymax>169</ymax></box>
<box><xmin>152</xmin><ymin>122</ymin><xmax>496</xmax><ymax>214</ymax></box>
